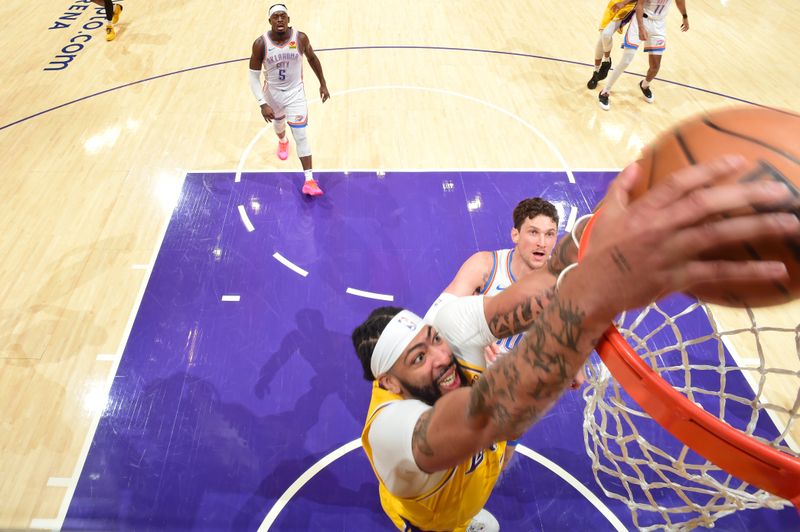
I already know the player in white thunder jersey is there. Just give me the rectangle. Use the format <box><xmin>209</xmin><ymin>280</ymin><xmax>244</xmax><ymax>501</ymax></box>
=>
<box><xmin>424</xmin><ymin>198</ymin><xmax>560</xmax><ymax>359</ymax></box>
<box><xmin>248</xmin><ymin>4</ymin><xmax>330</xmax><ymax>196</ymax></box>
<box><xmin>424</xmin><ymin>200</ymin><xmax>591</xmax><ymax>389</ymax></box>
<box><xmin>598</xmin><ymin>0</ymin><xmax>689</xmax><ymax>111</ymax></box>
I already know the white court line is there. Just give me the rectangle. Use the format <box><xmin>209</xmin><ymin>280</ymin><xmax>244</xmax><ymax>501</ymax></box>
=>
<box><xmin>346</xmin><ymin>287</ymin><xmax>394</xmax><ymax>301</ymax></box>
<box><xmin>29</xmin><ymin>518</ymin><xmax>60</xmax><ymax>530</ymax></box>
<box><xmin>46</xmin><ymin>477</ymin><xmax>71</xmax><ymax>487</ymax></box>
<box><xmin>258</xmin><ymin>439</ymin><xmax>362</xmax><ymax>531</ymax></box>
<box><xmin>514</xmin><ymin>445</ymin><xmax>627</xmax><ymax>532</ymax></box>
<box><xmin>130</xmin><ymin>264</ymin><xmax>150</xmax><ymax>270</ymax></box>
<box><xmin>238</xmin><ymin>204</ymin><xmax>255</xmax><ymax>232</ymax></box>
<box><xmin>234</xmin><ymin>85</ymin><xmax>576</xmax><ymax>186</ymax></box>
<box><xmin>37</xmin><ymin>173</ymin><xmax>185</xmax><ymax>531</ymax></box>
<box><xmin>257</xmin><ymin>439</ymin><xmax>625</xmax><ymax>531</ymax></box>
<box><xmin>95</xmin><ymin>354</ymin><xmax>119</xmax><ymax>362</ymax></box>
<box><xmin>235</xmin><ymin>127</ymin><xmax>273</xmax><ymax>183</ymax></box>
<box><xmin>272</xmin><ymin>252</ymin><xmax>309</xmax><ymax>277</ymax></box>
<box><xmin>221</xmin><ymin>294</ymin><xmax>241</xmax><ymax>302</ymax></box>
<box><xmin>198</xmin><ymin>167</ymin><xmax>623</xmax><ymax>174</ymax></box>
<box><xmin>565</xmin><ymin>205</ymin><xmax>578</xmax><ymax>233</ymax></box>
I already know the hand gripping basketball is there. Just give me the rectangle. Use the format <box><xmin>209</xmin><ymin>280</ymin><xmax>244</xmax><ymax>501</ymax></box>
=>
<box><xmin>576</xmin><ymin>156</ymin><xmax>798</xmax><ymax>315</ymax></box>
<box><xmin>628</xmin><ymin>106</ymin><xmax>800</xmax><ymax>307</ymax></box>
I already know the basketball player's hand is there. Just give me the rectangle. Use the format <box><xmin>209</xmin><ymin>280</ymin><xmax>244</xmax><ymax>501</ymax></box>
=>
<box><xmin>681</xmin><ymin>18</ymin><xmax>689</xmax><ymax>31</ymax></box>
<box><xmin>576</xmin><ymin>157</ymin><xmax>797</xmax><ymax>315</ymax></box>
<box><xmin>320</xmin><ymin>84</ymin><xmax>330</xmax><ymax>103</ymax></box>
<box><xmin>260</xmin><ymin>103</ymin><xmax>275</xmax><ymax>122</ymax></box>
<box><xmin>639</xmin><ymin>28</ymin><xmax>648</xmax><ymax>41</ymax></box>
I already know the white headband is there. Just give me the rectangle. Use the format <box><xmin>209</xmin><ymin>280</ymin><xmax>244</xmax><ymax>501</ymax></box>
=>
<box><xmin>269</xmin><ymin>4</ymin><xmax>288</xmax><ymax>17</ymax></box>
<box><xmin>371</xmin><ymin>310</ymin><xmax>425</xmax><ymax>378</ymax></box>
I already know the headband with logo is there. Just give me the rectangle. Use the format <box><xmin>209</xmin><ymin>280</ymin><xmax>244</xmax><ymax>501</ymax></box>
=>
<box><xmin>371</xmin><ymin>310</ymin><xmax>425</xmax><ymax>378</ymax></box>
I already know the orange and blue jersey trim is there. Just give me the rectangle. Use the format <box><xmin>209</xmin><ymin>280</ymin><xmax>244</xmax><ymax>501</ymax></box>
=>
<box><xmin>506</xmin><ymin>249</ymin><xmax>516</xmax><ymax>283</ymax></box>
<box><xmin>480</xmin><ymin>252</ymin><xmax>499</xmax><ymax>294</ymax></box>
<box><xmin>622</xmin><ymin>24</ymin><xmax>639</xmax><ymax>49</ymax></box>
<box><xmin>288</xmin><ymin>116</ymin><xmax>308</xmax><ymax>128</ymax></box>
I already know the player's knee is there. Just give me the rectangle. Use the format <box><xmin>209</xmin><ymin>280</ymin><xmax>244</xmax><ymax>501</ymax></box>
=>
<box><xmin>618</xmin><ymin>49</ymin><xmax>636</xmax><ymax>69</ymax></box>
<box><xmin>273</xmin><ymin>118</ymin><xmax>287</xmax><ymax>136</ymax></box>
<box><xmin>290</xmin><ymin>125</ymin><xmax>311</xmax><ymax>157</ymax></box>
<box><xmin>595</xmin><ymin>38</ymin><xmax>604</xmax><ymax>60</ymax></box>
<box><xmin>601</xmin><ymin>25</ymin><xmax>616</xmax><ymax>51</ymax></box>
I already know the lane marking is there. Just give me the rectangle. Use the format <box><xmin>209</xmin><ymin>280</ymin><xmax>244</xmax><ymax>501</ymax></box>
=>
<box><xmin>346</xmin><ymin>287</ymin><xmax>394</xmax><ymax>301</ymax></box>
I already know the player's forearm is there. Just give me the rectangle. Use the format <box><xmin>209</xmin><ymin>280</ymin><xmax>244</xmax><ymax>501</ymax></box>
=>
<box><xmin>483</xmin><ymin>216</ymin><xmax>590</xmax><ymax>339</ymax></box>
<box><xmin>676</xmin><ymin>0</ymin><xmax>687</xmax><ymax>17</ymax></box>
<box><xmin>308</xmin><ymin>56</ymin><xmax>326</xmax><ymax>86</ymax></box>
<box><xmin>484</xmin><ymin>284</ymin><xmax>555</xmax><ymax>339</ymax></box>
<box><xmin>468</xmin><ymin>266</ymin><xmax>611</xmax><ymax>440</ymax></box>
<box><xmin>412</xmin><ymin>274</ymin><xmax>604</xmax><ymax>472</ymax></box>
<box><xmin>635</xmin><ymin>1</ymin><xmax>644</xmax><ymax>21</ymax></box>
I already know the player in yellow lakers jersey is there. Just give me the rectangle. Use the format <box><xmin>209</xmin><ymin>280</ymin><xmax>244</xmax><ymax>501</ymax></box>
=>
<box><xmin>587</xmin><ymin>0</ymin><xmax>637</xmax><ymax>89</ymax></box>
<box><xmin>351</xmin><ymin>158</ymin><xmax>799</xmax><ymax>531</ymax></box>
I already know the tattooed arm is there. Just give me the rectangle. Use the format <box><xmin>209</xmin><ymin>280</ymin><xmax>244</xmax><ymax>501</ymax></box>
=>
<box><xmin>475</xmin><ymin>215</ymin><xmax>591</xmax><ymax>342</ymax></box>
<box><xmin>412</xmin><ymin>265</ymin><xmax>610</xmax><ymax>472</ymax></box>
<box><xmin>411</xmin><ymin>158</ymin><xmax>797</xmax><ymax>473</ymax></box>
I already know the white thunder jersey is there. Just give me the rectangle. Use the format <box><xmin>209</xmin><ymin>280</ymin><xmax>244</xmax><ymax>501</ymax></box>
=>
<box><xmin>642</xmin><ymin>0</ymin><xmax>672</xmax><ymax>20</ymax></box>
<box><xmin>480</xmin><ymin>249</ymin><xmax>523</xmax><ymax>353</ymax></box>
<box><xmin>261</xmin><ymin>28</ymin><xmax>304</xmax><ymax>92</ymax></box>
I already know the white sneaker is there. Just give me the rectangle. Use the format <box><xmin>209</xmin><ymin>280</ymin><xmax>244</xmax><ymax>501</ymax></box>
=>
<box><xmin>466</xmin><ymin>508</ymin><xmax>499</xmax><ymax>532</ymax></box>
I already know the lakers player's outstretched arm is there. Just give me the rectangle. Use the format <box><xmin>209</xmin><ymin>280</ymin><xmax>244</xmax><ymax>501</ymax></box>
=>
<box><xmin>409</xmin><ymin>158</ymin><xmax>797</xmax><ymax>474</ymax></box>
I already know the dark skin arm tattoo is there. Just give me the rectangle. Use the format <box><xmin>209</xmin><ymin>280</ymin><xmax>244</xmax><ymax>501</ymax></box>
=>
<box><xmin>412</xmin><ymin>409</ymin><xmax>435</xmax><ymax>457</ymax></box>
<box><xmin>468</xmin><ymin>291</ymin><xmax>591</xmax><ymax>436</ymax></box>
<box><xmin>487</xmin><ymin>288</ymin><xmax>556</xmax><ymax>339</ymax></box>
<box><xmin>611</xmin><ymin>246</ymin><xmax>632</xmax><ymax>273</ymax></box>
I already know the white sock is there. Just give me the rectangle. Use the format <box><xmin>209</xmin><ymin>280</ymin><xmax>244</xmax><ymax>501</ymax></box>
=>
<box><xmin>304</xmin><ymin>170</ymin><xmax>313</xmax><ymax>182</ymax></box>
<box><xmin>641</xmin><ymin>80</ymin><xmax>650</xmax><ymax>89</ymax></box>
<box><xmin>279</xmin><ymin>136</ymin><xmax>288</xmax><ymax>144</ymax></box>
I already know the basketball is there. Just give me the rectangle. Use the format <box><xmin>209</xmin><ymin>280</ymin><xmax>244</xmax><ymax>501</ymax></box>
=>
<box><xmin>631</xmin><ymin>106</ymin><xmax>800</xmax><ymax>307</ymax></box>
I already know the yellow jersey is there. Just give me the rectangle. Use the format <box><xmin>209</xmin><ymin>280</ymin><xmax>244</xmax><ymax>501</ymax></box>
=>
<box><xmin>600</xmin><ymin>0</ymin><xmax>636</xmax><ymax>32</ymax></box>
<box><xmin>361</xmin><ymin>382</ymin><xmax>507</xmax><ymax>531</ymax></box>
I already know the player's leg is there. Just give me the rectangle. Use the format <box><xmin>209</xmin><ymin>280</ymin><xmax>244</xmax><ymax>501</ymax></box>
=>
<box><xmin>274</xmin><ymin>116</ymin><xmax>290</xmax><ymax>160</ymax></box>
<box><xmin>90</xmin><ymin>0</ymin><xmax>118</xmax><ymax>41</ymax></box>
<box><xmin>588</xmin><ymin>33</ymin><xmax>605</xmax><ymax>89</ymax></box>
<box><xmin>266</xmin><ymin>90</ymin><xmax>290</xmax><ymax>160</ymax></box>
<box><xmin>639</xmin><ymin>53</ymin><xmax>661</xmax><ymax>103</ymax></box>
<box><xmin>640</xmin><ymin>18</ymin><xmax>666</xmax><ymax>103</ymax></box>
<box><xmin>598</xmin><ymin>17</ymin><xmax>639</xmax><ymax>110</ymax></box>
<box><xmin>588</xmin><ymin>21</ymin><xmax>618</xmax><ymax>89</ymax></box>
<box><xmin>111</xmin><ymin>1</ymin><xmax>123</xmax><ymax>24</ymax></box>
<box><xmin>598</xmin><ymin>20</ymin><xmax>619</xmax><ymax>79</ymax></box>
<box><xmin>285</xmin><ymin>91</ymin><xmax>321</xmax><ymax>196</ymax></box>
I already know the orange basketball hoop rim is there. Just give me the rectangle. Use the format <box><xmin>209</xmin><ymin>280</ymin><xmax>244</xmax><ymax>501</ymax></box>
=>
<box><xmin>577</xmin><ymin>207</ymin><xmax>800</xmax><ymax>510</ymax></box>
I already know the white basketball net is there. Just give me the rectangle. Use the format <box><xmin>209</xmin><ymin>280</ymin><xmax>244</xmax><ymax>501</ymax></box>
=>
<box><xmin>582</xmin><ymin>296</ymin><xmax>800</xmax><ymax>530</ymax></box>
